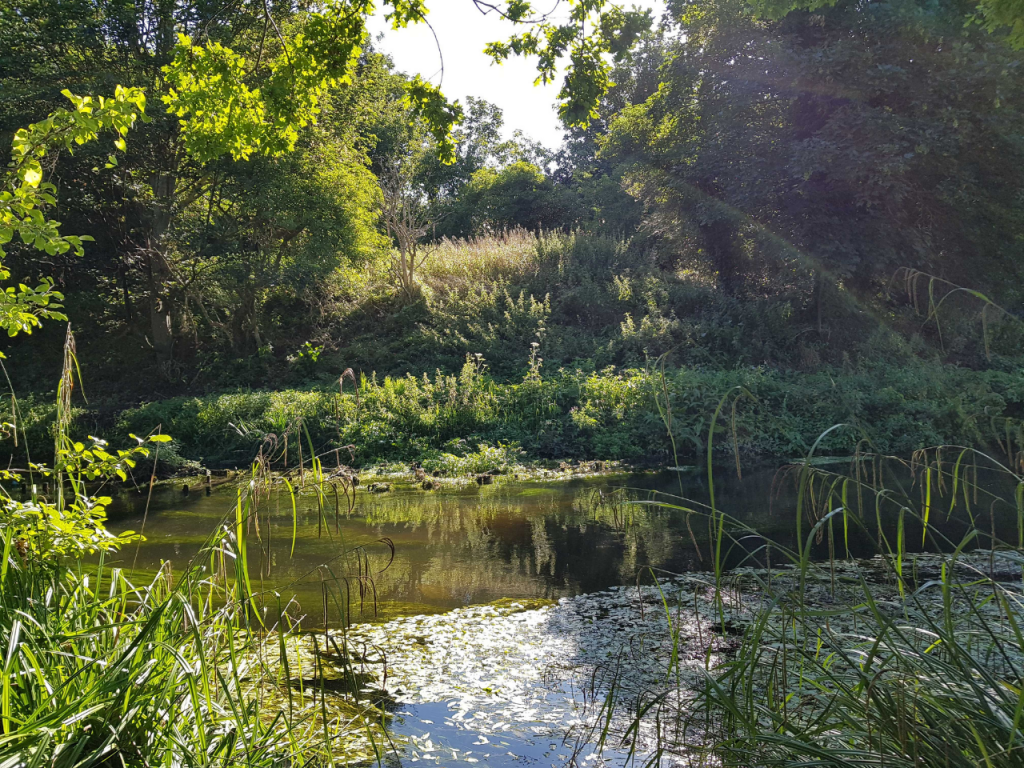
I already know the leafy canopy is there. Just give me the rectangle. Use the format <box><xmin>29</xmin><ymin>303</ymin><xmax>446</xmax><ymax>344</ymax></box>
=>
<box><xmin>160</xmin><ymin>0</ymin><xmax>652</xmax><ymax>164</ymax></box>
<box><xmin>0</xmin><ymin>85</ymin><xmax>146</xmax><ymax>341</ymax></box>
<box><xmin>745</xmin><ymin>0</ymin><xmax>1024</xmax><ymax>45</ymax></box>
<box><xmin>0</xmin><ymin>92</ymin><xmax>169</xmax><ymax>557</ymax></box>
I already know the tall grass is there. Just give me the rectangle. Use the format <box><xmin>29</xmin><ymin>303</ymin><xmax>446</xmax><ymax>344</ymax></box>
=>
<box><xmin>598</xmin><ymin>435</ymin><xmax>1024</xmax><ymax>766</ymax></box>
<box><xmin>0</xmin><ymin>348</ymin><xmax>391</xmax><ymax>766</ymax></box>
<box><xmin>422</xmin><ymin>228</ymin><xmax>542</xmax><ymax>291</ymax></box>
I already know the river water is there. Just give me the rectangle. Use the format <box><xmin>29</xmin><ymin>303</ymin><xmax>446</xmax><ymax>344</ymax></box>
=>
<box><xmin>111</xmin><ymin>464</ymin><xmax>1013</xmax><ymax>624</ymax></box>
<box><xmin>105</xmin><ymin>464</ymin><xmax>1021</xmax><ymax>767</ymax></box>
<box><xmin>108</xmin><ymin>467</ymin><xmax>802</xmax><ymax>625</ymax></box>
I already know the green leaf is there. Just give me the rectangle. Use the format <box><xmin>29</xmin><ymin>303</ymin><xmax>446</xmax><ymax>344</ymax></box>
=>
<box><xmin>20</xmin><ymin>167</ymin><xmax>42</xmax><ymax>187</ymax></box>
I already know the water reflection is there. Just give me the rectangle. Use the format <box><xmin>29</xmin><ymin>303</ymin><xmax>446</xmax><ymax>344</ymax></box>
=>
<box><xmin>108</xmin><ymin>464</ymin><xmax>1022</xmax><ymax>627</ymax></box>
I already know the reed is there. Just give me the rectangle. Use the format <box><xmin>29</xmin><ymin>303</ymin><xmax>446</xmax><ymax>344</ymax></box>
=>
<box><xmin>607</xmin><ymin>430</ymin><xmax>1024</xmax><ymax>766</ymax></box>
<box><xmin>0</xmin><ymin>347</ymin><xmax>389</xmax><ymax>766</ymax></box>
<box><xmin>422</xmin><ymin>228</ymin><xmax>542</xmax><ymax>291</ymax></box>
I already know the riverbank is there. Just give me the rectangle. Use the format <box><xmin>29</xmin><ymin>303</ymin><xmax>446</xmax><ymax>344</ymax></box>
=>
<box><xmin>12</xmin><ymin>356</ymin><xmax>1024</xmax><ymax>477</ymax></box>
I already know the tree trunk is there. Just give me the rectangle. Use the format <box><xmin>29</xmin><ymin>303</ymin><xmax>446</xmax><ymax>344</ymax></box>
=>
<box><xmin>702</xmin><ymin>218</ymin><xmax>741</xmax><ymax>294</ymax></box>
<box><xmin>813</xmin><ymin>270</ymin><xmax>825</xmax><ymax>336</ymax></box>
<box><xmin>231</xmin><ymin>285</ymin><xmax>261</xmax><ymax>355</ymax></box>
<box><xmin>121</xmin><ymin>263</ymin><xmax>133</xmax><ymax>325</ymax></box>
<box><xmin>396</xmin><ymin>238</ymin><xmax>421</xmax><ymax>297</ymax></box>
<box><xmin>147</xmin><ymin>172</ymin><xmax>177</xmax><ymax>364</ymax></box>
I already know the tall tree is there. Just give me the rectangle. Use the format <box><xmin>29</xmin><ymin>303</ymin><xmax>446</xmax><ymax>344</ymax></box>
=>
<box><xmin>1</xmin><ymin>0</ymin><xmax>652</xmax><ymax>369</ymax></box>
<box><xmin>604</xmin><ymin>0</ymin><xmax>1024</xmax><ymax>318</ymax></box>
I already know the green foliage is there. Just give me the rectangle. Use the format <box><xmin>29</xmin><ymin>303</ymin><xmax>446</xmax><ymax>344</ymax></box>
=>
<box><xmin>976</xmin><ymin>0</ymin><xmax>1024</xmax><ymax>46</ymax></box>
<box><xmin>2</xmin><ymin>86</ymin><xmax>145</xmax><ymax>257</ymax></box>
<box><xmin>92</xmin><ymin>352</ymin><xmax>1024</xmax><ymax>471</ymax></box>
<box><xmin>747</xmin><ymin>0</ymin><xmax>1024</xmax><ymax>47</ymax></box>
<box><xmin>0</xmin><ymin>86</ymin><xmax>145</xmax><ymax>344</ymax></box>
<box><xmin>0</xmin><ymin>433</ymin><xmax>167</xmax><ymax>557</ymax></box>
<box><xmin>0</xmin><ymin>90</ymin><xmax>379</xmax><ymax>757</ymax></box>
<box><xmin>605</xmin><ymin>0</ymin><xmax>1024</xmax><ymax>308</ymax></box>
<box><xmin>175</xmin><ymin>94</ymin><xmax>387</xmax><ymax>356</ymax></box>
<box><xmin>420</xmin><ymin>440</ymin><xmax>523</xmax><ymax>476</ymax></box>
<box><xmin>483</xmin><ymin>2</ymin><xmax>652</xmax><ymax>125</ymax></box>
<box><xmin>417</xmin><ymin>284</ymin><xmax>551</xmax><ymax>378</ymax></box>
<box><xmin>4</xmin><ymin>0</ymin><xmax>1024</xmax><ymax>486</ymax></box>
<box><xmin>451</xmin><ymin>162</ymin><xmax>568</xmax><ymax>233</ymax></box>
<box><xmin>0</xmin><ymin>0</ymin><xmax>652</xmax><ymax>378</ymax></box>
<box><xmin>163</xmin><ymin>0</ymin><xmax>368</xmax><ymax>161</ymax></box>
<box><xmin>402</xmin><ymin>76</ymin><xmax>464</xmax><ymax>165</ymax></box>
<box><xmin>0</xmin><ymin>470</ymin><xmax>383</xmax><ymax>766</ymax></box>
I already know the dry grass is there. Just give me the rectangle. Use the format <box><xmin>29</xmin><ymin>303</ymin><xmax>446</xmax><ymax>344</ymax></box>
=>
<box><xmin>422</xmin><ymin>229</ymin><xmax>543</xmax><ymax>292</ymax></box>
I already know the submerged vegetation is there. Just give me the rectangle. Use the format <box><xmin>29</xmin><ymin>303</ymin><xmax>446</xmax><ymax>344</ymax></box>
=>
<box><xmin>593</xmin><ymin>444</ymin><xmax>1024</xmax><ymax>767</ymax></box>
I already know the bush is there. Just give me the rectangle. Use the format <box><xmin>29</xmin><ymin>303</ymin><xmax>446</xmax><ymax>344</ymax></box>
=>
<box><xmin>420</xmin><ymin>440</ymin><xmax>523</xmax><ymax>476</ymax></box>
<box><xmin>20</xmin><ymin>355</ymin><xmax>1009</xmax><ymax>473</ymax></box>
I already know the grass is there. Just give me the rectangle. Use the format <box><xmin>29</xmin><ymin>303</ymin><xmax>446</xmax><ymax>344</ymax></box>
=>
<box><xmin>0</xmin><ymin>416</ymin><xmax>395</xmax><ymax>766</ymax></box>
<box><xmin>7</xmin><ymin>228</ymin><xmax>1024</xmax><ymax>764</ymax></box>
<box><xmin>421</xmin><ymin>229</ymin><xmax>543</xmax><ymax>291</ymax></box>
<box><xmin>16</xmin><ymin>353</ymin><xmax>1019</xmax><ymax>475</ymax></box>
<box><xmin>586</xmin><ymin>432</ymin><xmax>1024</xmax><ymax>766</ymax></box>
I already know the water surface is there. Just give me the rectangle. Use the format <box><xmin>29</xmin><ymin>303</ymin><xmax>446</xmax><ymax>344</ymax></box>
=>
<box><xmin>104</xmin><ymin>464</ymin><xmax>1022</xmax><ymax>767</ymax></box>
<box><xmin>108</xmin><ymin>464</ymin><xmax>1015</xmax><ymax>626</ymax></box>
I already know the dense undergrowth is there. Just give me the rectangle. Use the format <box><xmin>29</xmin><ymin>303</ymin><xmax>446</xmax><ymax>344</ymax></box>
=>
<box><xmin>11</xmin><ymin>229</ymin><xmax>1022</xmax><ymax>474</ymax></box>
<box><xmin>0</xmin><ymin>443</ymin><xmax>390</xmax><ymax>767</ymax></box>
<box><xmin>13</xmin><ymin>352</ymin><xmax>1019</xmax><ymax>473</ymax></box>
<box><xmin>19</xmin><ymin>227</ymin><xmax>1021</xmax><ymax>402</ymax></box>
<box><xmin>0</xmin><ymin>334</ymin><xmax>384</xmax><ymax>767</ymax></box>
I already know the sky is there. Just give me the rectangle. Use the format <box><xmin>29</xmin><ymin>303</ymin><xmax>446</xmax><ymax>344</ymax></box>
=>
<box><xmin>366</xmin><ymin>1</ymin><xmax>665</xmax><ymax>150</ymax></box>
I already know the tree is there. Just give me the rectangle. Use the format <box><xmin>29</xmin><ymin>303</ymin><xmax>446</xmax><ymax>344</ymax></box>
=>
<box><xmin>415</xmin><ymin>97</ymin><xmax>515</xmax><ymax>206</ymax></box>
<box><xmin>751</xmin><ymin>0</ymin><xmax>1024</xmax><ymax>48</ymax></box>
<box><xmin>454</xmin><ymin>161</ymin><xmax>567</xmax><ymax>233</ymax></box>
<box><xmin>1</xmin><ymin>0</ymin><xmax>653</xmax><ymax>369</ymax></box>
<box><xmin>551</xmin><ymin>31</ymin><xmax>666</xmax><ymax>239</ymax></box>
<box><xmin>0</xmin><ymin>86</ymin><xmax>146</xmax><ymax>336</ymax></box>
<box><xmin>379</xmin><ymin>146</ymin><xmax>436</xmax><ymax>297</ymax></box>
<box><xmin>178</xmin><ymin>110</ymin><xmax>385</xmax><ymax>354</ymax></box>
<box><xmin>604</xmin><ymin>0</ymin><xmax>1024</xmax><ymax>319</ymax></box>
<box><xmin>413</xmin><ymin>98</ymin><xmax>563</xmax><ymax>239</ymax></box>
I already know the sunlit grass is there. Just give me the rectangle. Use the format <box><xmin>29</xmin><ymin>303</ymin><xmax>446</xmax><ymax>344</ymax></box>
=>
<box><xmin>422</xmin><ymin>228</ymin><xmax>543</xmax><ymax>292</ymax></box>
<box><xmin>0</xmin><ymin>453</ymin><xmax>394</xmax><ymax>766</ymax></box>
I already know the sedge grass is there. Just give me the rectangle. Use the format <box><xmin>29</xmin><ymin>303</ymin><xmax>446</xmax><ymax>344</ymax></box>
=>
<box><xmin>0</xmin><ymin>446</ymin><xmax>392</xmax><ymax>767</ymax></box>
<box><xmin>601</xmin><ymin>438</ymin><xmax>1024</xmax><ymax>767</ymax></box>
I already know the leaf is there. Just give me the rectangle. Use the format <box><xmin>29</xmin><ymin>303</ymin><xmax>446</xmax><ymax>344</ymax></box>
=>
<box><xmin>20</xmin><ymin>167</ymin><xmax>42</xmax><ymax>187</ymax></box>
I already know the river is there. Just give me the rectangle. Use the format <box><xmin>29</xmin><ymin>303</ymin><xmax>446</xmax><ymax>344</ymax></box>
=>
<box><xmin>104</xmin><ymin>463</ymin><xmax>1021</xmax><ymax>767</ymax></box>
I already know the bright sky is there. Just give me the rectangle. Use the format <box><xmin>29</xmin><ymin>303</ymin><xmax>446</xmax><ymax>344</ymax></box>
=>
<box><xmin>367</xmin><ymin>1</ymin><xmax>665</xmax><ymax>150</ymax></box>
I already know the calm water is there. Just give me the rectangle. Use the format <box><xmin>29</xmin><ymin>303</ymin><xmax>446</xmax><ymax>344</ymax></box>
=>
<box><xmin>102</xmin><ymin>464</ymin><xmax>1023</xmax><ymax>767</ymax></box>
<box><xmin>106</xmin><ymin>464</ymin><xmax>1020</xmax><ymax>627</ymax></box>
